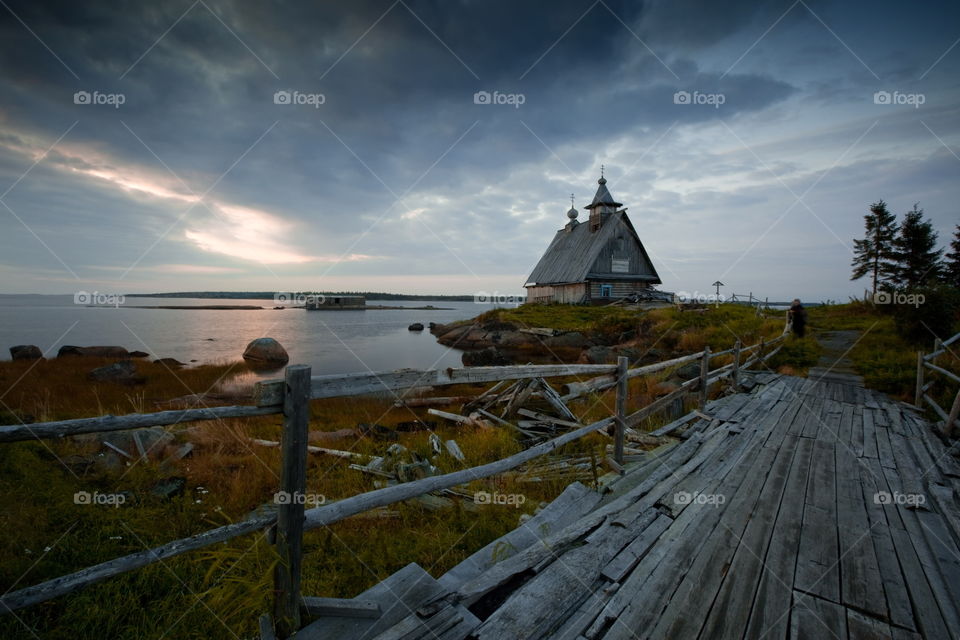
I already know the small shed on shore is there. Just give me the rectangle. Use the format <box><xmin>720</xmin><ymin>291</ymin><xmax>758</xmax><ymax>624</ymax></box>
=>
<box><xmin>306</xmin><ymin>295</ymin><xmax>366</xmax><ymax>310</ymax></box>
<box><xmin>524</xmin><ymin>174</ymin><xmax>661</xmax><ymax>304</ymax></box>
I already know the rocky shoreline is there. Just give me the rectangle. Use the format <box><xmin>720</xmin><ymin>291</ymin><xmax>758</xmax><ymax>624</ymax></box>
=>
<box><xmin>429</xmin><ymin>317</ymin><xmax>682</xmax><ymax>369</ymax></box>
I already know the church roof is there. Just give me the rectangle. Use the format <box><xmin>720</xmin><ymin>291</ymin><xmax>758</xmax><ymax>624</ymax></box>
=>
<box><xmin>524</xmin><ymin>210</ymin><xmax>661</xmax><ymax>286</ymax></box>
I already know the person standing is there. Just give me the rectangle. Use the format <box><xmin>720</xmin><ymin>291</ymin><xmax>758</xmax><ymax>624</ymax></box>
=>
<box><xmin>788</xmin><ymin>299</ymin><xmax>807</xmax><ymax>338</ymax></box>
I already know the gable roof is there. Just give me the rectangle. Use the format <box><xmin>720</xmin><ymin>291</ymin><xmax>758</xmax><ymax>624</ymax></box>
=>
<box><xmin>524</xmin><ymin>211</ymin><xmax>662</xmax><ymax>286</ymax></box>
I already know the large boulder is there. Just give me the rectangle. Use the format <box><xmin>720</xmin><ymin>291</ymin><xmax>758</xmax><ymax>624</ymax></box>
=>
<box><xmin>9</xmin><ymin>345</ymin><xmax>42</xmax><ymax>360</ymax></box>
<box><xmin>676</xmin><ymin>362</ymin><xmax>702</xmax><ymax>380</ymax></box>
<box><xmin>58</xmin><ymin>345</ymin><xmax>130</xmax><ymax>358</ymax></box>
<box><xmin>462</xmin><ymin>346</ymin><xmax>510</xmax><ymax>366</ymax></box>
<box><xmin>579</xmin><ymin>345</ymin><xmax>617</xmax><ymax>364</ymax></box>
<box><xmin>242</xmin><ymin>338</ymin><xmax>289</xmax><ymax>368</ymax></box>
<box><xmin>88</xmin><ymin>360</ymin><xmax>145</xmax><ymax>385</ymax></box>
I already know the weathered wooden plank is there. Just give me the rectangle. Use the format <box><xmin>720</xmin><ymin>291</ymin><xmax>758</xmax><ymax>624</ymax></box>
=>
<box><xmin>438</xmin><ymin>482</ymin><xmax>602</xmax><ymax>591</ymax></box>
<box><xmin>862</xmin><ymin>408</ymin><xmax>879</xmax><ymax>459</ymax></box>
<box><xmin>845</xmin><ymin>608</ymin><xmax>891</xmax><ymax>640</ymax></box>
<box><xmin>743</xmin><ymin>436</ymin><xmax>814</xmax><ymax>640</ymax></box>
<box><xmin>599</xmin><ymin>512</ymin><xmax>671</xmax><ymax>583</ymax></box>
<box><xmin>691</xmin><ymin>435</ymin><xmax>799</xmax><ymax>640</ymax></box>
<box><xmin>859</xmin><ymin>459</ymin><xmax>916</xmax><ymax>631</ymax></box>
<box><xmin>601</xmin><ymin>423</ymin><xmax>784</xmax><ymax>639</ymax></box>
<box><xmin>789</xmin><ymin>591</ymin><xmax>846</xmax><ymax>640</ymax></box>
<box><xmin>297</xmin><ymin>563</ymin><xmax>447</xmax><ymax>640</ymax></box>
<box><xmin>301</xmin><ymin>597</ymin><xmax>381</xmax><ymax>619</ymax></box>
<box><xmin>794</xmin><ymin>439</ymin><xmax>839</xmax><ymax>603</ymax></box>
<box><xmin>835</xmin><ymin>444</ymin><xmax>887</xmax><ymax>620</ymax></box>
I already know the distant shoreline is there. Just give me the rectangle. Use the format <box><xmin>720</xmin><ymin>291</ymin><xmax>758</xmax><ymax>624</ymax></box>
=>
<box><xmin>86</xmin><ymin>304</ymin><xmax>456</xmax><ymax>311</ymax></box>
<box><xmin>122</xmin><ymin>291</ymin><xmax>491</xmax><ymax>302</ymax></box>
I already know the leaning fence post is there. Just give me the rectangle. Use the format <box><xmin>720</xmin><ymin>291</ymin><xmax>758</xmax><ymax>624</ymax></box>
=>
<box><xmin>614</xmin><ymin>356</ymin><xmax>628</xmax><ymax>468</ymax></box>
<box><xmin>945</xmin><ymin>387</ymin><xmax>960</xmax><ymax>438</ymax></box>
<box><xmin>915</xmin><ymin>351</ymin><xmax>924</xmax><ymax>408</ymax></box>
<box><xmin>699</xmin><ymin>347</ymin><xmax>711</xmax><ymax>411</ymax></box>
<box><xmin>273</xmin><ymin>364</ymin><xmax>311</xmax><ymax>639</ymax></box>
<box><xmin>732</xmin><ymin>340</ymin><xmax>742</xmax><ymax>390</ymax></box>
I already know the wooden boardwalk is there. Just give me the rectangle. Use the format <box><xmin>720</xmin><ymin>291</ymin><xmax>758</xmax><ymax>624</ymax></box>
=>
<box><xmin>298</xmin><ymin>372</ymin><xmax>960</xmax><ymax>640</ymax></box>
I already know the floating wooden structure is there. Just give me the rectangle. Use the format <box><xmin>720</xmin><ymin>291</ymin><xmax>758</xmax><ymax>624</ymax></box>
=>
<box><xmin>306</xmin><ymin>295</ymin><xmax>365</xmax><ymax>310</ymax></box>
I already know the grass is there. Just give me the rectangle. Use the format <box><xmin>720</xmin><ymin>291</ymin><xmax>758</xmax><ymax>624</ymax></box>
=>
<box><xmin>807</xmin><ymin>301</ymin><xmax>959</xmax><ymax>405</ymax></box>
<box><xmin>0</xmin><ymin>358</ymin><xmax>607</xmax><ymax>639</ymax></box>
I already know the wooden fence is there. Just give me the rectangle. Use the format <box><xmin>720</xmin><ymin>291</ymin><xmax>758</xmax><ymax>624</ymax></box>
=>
<box><xmin>915</xmin><ymin>331</ymin><xmax>960</xmax><ymax>438</ymax></box>
<box><xmin>0</xmin><ymin>330</ymin><xmax>788</xmax><ymax>637</ymax></box>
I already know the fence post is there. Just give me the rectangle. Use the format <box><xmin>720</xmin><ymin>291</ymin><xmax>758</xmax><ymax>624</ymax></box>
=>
<box><xmin>614</xmin><ymin>356</ymin><xmax>628</xmax><ymax>468</ymax></box>
<box><xmin>699</xmin><ymin>347</ymin><xmax>711</xmax><ymax>411</ymax></box>
<box><xmin>732</xmin><ymin>340</ymin><xmax>742</xmax><ymax>390</ymax></box>
<box><xmin>273</xmin><ymin>365</ymin><xmax>311</xmax><ymax>639</ymax></box>
<box><xmin>945</xmin><ymin>388</ymin><xmax>960</xmax><ymax>438</ymax></box>
<box><xmin>915</xmin><ymin>351</ymin><xmax>924</xmax><ymax>407</ymax></box>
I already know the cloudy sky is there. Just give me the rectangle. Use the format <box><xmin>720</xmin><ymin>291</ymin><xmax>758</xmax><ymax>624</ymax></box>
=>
<box><xmin>0</xmin><ymin>0</ymin><xmax>957</xmax><ymax>301</ymax></box>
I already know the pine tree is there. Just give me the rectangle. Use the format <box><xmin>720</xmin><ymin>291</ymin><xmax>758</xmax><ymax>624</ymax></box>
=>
<box><xmin>945</xmin><ymin>224</ymin><xmax>960</xmax><ymax>289</ymax></box>
<box><xmin>850</xmin><ymin>200</ymin><xmax>898</xmax><ymax>295</ymax></box>
<box><xmin>891</xmin><ymin>204</ymin><xmax>943</xmax><ymax>287</ymax></box>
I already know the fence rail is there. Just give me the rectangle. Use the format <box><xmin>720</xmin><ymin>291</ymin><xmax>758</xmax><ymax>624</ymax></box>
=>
<box><xmin>915</xmin><ymin>331</ymin><xmax>960</xmax><ymax>438</ymax></box>
<box><xmin>0</xmin><ymin>328</ymin><xmax>788</xmax><ymax>637</ymax></box>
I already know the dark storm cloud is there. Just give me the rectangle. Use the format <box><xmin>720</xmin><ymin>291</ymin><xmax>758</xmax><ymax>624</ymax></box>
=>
<box><xmin>0</xmin><ymin>0</ymin><xmax>957</xmax><ymax>297</ymax></box>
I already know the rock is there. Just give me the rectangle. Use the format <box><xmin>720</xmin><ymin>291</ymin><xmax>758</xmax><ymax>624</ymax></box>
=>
<box><xmin>579</xmin><ymin>345</ymin><xmax>617</xmax><ymax>364</ymax></box>
<box><xmin>58</xmin><ymin>345</ymin><xmax>130</xmax><ymax>358</ymax></box>
<box><xmin>653</xmin><ymin>380</ymin><xmax>681</xmax><ymax>396</ymax></box>
<box><xmin>88</xmin><ymin>360</ymin><xmax>145</xmax><ymax>385</ymax></box>
<box><xmin>153</xmin><ymin>358</ymin><xmax>186</xmax><ymax>367</ymax></box>
<box><xmin>128</xmin><ymin>351</ymin><xmax>149</xmax><ymax>358</ymax></box>
<box><xmin>545</xmin><ymin>332</ymin><xmax>589</xmax><ymax>349</ymax></box>
<box><xmin>676</xmin><ymin>362</ymin><xmax>702</xmax><ymax>380</ymax></box>
<box><xmin>358</xmin><ymin>423</ymin><xmax>399</xmax><ymax>441</ymax></box>
<box><xmin>462</xmin><ymin>346</ymin><xmax>510</xmax><ymax>366</ymax></box>
<box><xmin>408</xmin><ymin>323</ymin><xmax>424</xmax><ymax>331</ymax></box>
<box><xmin>242</xmin><ymin>337</ymin><xmax>289</xmax><ymax>368</ymax></box>
<box><xmin>9</xmin><ymin>345</ymin><xmax>43</xmax><ymax>360</ymax></box>
<box><xmin>150</xmin><ymin>476</ymin><xmax>187</xmax><ymax>500</ymax></box>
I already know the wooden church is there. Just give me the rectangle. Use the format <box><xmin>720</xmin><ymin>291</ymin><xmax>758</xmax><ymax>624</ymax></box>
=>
<box><xmin>524</xmin><ymin>174</ymin><xmax>662</xmax><ymax>304</ymax></box>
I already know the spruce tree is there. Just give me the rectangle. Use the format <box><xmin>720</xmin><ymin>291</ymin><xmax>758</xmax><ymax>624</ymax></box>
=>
<box><xmin>891</xmin><ymin>205</ymin><xmax>943</xmax><ymax>287</ymax></box>
<box><xmin>945</xmin><ymin>224</ymin><xmax>960</xmax><ymax>289</ymax></box>
<box><xmin>850</xmin><ymin>200</ymin><xmax>898</xmax><ymax>294</ymax></box>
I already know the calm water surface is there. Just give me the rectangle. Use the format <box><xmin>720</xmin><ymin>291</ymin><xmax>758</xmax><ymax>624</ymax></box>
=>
<box><xmin>0</xmin><ymin>295</ymin><xmax>504</xmax><ymax>377</ymax></box>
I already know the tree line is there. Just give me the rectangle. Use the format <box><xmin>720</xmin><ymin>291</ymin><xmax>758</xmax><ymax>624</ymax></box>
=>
<box><xmin>851</xmin><ymin>200</ymin><xmax>960</xmax><ymax>294</ymax></box>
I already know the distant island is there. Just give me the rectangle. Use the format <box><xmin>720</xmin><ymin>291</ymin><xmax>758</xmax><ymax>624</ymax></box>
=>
<box><xmin>126</xmin><ymin>291</ymin><xmax>494</xmax><ymax>302</ymax></box>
